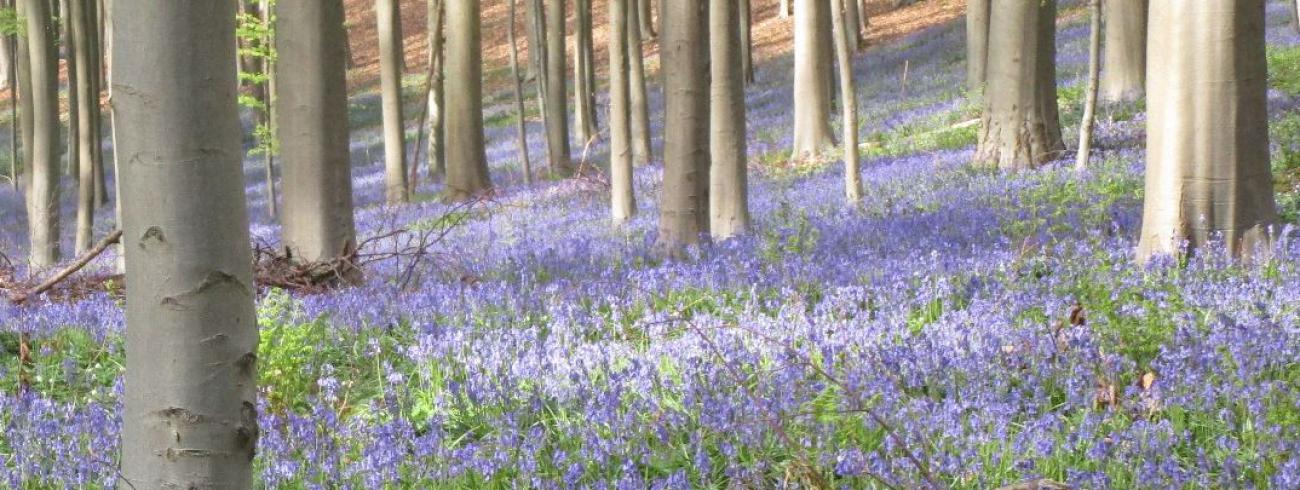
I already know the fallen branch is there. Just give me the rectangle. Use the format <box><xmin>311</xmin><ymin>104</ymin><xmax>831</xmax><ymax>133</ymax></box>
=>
<box><xmin>8</xmin><ymin>229</ymin><xmax>123</xmax><ymax>304</ymax></box>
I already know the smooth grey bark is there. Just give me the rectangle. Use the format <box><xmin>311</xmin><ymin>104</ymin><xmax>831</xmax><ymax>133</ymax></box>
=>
<box><xmin>609</xmin><ymin>0</ymin><xmax>634</xmax><ymax>225</ymax></box>
<box><xmin>377</xmin><ymin>0</ymin><xmax>408</xmax><ymax>203</ymax></box>
<box><xmin>114</xmin><ymin>0</ymin><xmax>259</xmax><ymax>487</ymax></box>
<box><xmin>6</xmin><ymin>26</ymin><xmax>15</xmax><ymax>191</ymax></box>
<box><xmin>529</xmin><ymin>0</ymin><xmax>554</xmax><ymax>170</ymax></box>
<box><xmin>627</xmin><ymin>0</ymin><xmax>652</xmax><ymax>165</ymax></box>
<box><xmin>1138</xmin><ymin>0</ymin><xmax>1277</xmax><ymax>261</ymax></box>
<box><xmin>638</xmin><ymin>0</ymin><xmax>654</xmax><ymax>39</ymax></box>
<box><xmin>425</xmin><ymin>0</ymin><xmax>445</xmax><ymax>180</ymax></box>
<box><xmin>1100</xmin><ymin>0</ymin><xmax>1146</xmax><ymax>103</ymax></box>
<box><xmin>72</xmin><ymin>0</ymin><xmax>97</xmax><ymax>254</ymax></box>
<box><xmin>544</xmin><ymin>0</ymin><xmax>571</xmax><ymax>176</ymax></box>
<box><xmin>260</xmin><ymin>0</ymin><xmax>278</xmax><ymax>222</ymax></box>
<box><xmin>62</xmin><ymin>0</ymin><xmax>79</xmax><ymax>181</ymax></box>
<box><xmin>831</xmin><ymin>0</ymin><xmax>861</xmax><ymax>202</ymax></box>
<box><xmin>656</xmin><ymin>0</ymin><xmax>709</xmax><ymax>254</ymax></box>
<box><xmin>573</xmin><ymin>0</ymin><xmax>598</xmax><ymax>144</ymax></box>
<box><xmin>974</xmin><ymin>0</ymin><xmax>1063</xmax><ymax>171</ymax></box>
<box><xmin>1076</xmin><ymin>0</ymin><xmax>1101</xmax><ymax>172</ymax></box>
<box><xmin>524</xmin><ymin>0</ymin><xmax>542</xmax><ymax>79</ymax></box>
<box><xmin>86</xmin><ymin>0</ymin><xmax>107</xmax><ymax>208</ymax></box>
<box><xmin>709</xmin><ymin>0</ymin><xmax>748</xmax><ymax>238</ymax></box>
<box><xmin>15</xmin><ymin>3</ymin><xmax>31</xmax><ymax>184</ymax></box>
<box><xmin>791</xmin><ymin>0</ymin><xmax>834</xmax><ymax>159</ymax></box>
<box><xmin>842</xmin><ymin>0</ymin><xmax>862</xmax><ymax>51</ymax></box>
<box><xmin>740</xmin><ymin>0</ymin><xmax>754</xmax><ymax>84</ymax></box>
<box><xmin>508</xmin><ymin>0</ymin><xmax>532</xmax><ymax>184</ymax></box>
<box><xmin>275</xmin><ymin>0</ymin><xmax>357</xmax><ymax>263</ymax></box>
<box><xmin>966</xmin><ymin>0</ymin><xmax>990</xmax><ymax>91</ymax></box>
<box><xmin>19</xmin><ymin>0</ymin><xmax>60</xmax><ymax>268</ymax></box>
<box><xmin>444</xmin><ymin>0</ymin><xmax>492</xmax><ymax>201</ymax></box>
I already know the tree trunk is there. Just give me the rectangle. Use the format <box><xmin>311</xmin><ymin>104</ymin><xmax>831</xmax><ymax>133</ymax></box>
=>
<box><xmin>19</xmin><ymin>0</ymin><xmax>61</xmax><ymax>268</ymax></box>
<box><xmin>1076</xmin><ymin>0</ymin><xmax>1101</xmax><ymax>172</ymax></box>
<box><xmin>1138</xmin><ymin>0</ymin><xmax>1276</xmax><ymax>261</ymax></box>
<box><xmin>780</xmin><ymin>0</ymin><xmax>790</xmax><ymax>18</ymax></box>
<box><xmin>114</xmin><ymin>0</ymin><xmax>259</xmax><ymax>487</ymax></box>
<box><xmin>627</xmin><ymin>0</ymin><xmax>652</xmax><ymax>165</ymax></box>
<box><xmin>974</xmin><ymin>0</ymin><xmax>1063</xmax><ymax>171</ymax></box>
<box><xmin>259</xmin><ymin>0</ymin><xmax>277</xmax><ymax>222</ymax></box>
<box><xmin>831</xmin><ymin>0</ymin><xmax>861</xmax><ymax>202</ymax></box>
<box><xmin>426</xmin><ymin>0</ymin><xmax>445</xmax><ymax>180</ymax></box>
<box><xmin>72</xmin><ymin>0</ymin><xmax>97</xmax><ymax>254</ymax></box>
<box><xmin>791</xmin><ymin>0</ymin><xmax>834</xmax><ymax>159</ymax></box>
<box><xmin>573</xmin><ymin>0</ymin><xmax>598</xmax><ymax>143</ymax></box>
<box><xmin>7</xmin><ymin>26</ymin><xmax>16</xmax><ymax>191</ymax></box>
<box><xmin>638</xmin><ymin>0</ymin><xmax>655</xmax><ymax>39</ymax></box>
<box><xmin>656</xmin><ymin>0</ymin><xmax>709</xmax><ymax>254</ymax></box>
<box><xmin>1100</xmin><ymin>0</ymin><xmax>1146</xmax><ymax>103</ymax></box>
<box><xmin>444</xmin><ymin>0</ymin><xmax>492</xmax><ymax>201</ymax></box>
<box><xmin>856</xmin><ymin>0</ymin><xmax>870</xmax><ymax>47</ymax></box>
<box><xmin>709</xmin><ymin>0</ymin><xmax>748</xmax><ymax>238</ymax></box>
<box><xmin>545</xmin><ymin>0</ymin><xmax>571</xmax><ymax>176</ymax></box>
<box><xmin>524</xmin><ymin>0</ymin><xmax>542</xmax><ymax>80</ymax></box>
<box><xmin>275</xmin><ymin>0</ymin><xmax>357</xmax><ymax>263</ymax></box>
<box><xmin>966</xmin><ymin>0</ymin><xmax>991</xmax><ymax>91</ymax></box>
<box><xmin>841</xmin><ymin>0</ymin><xmax>862</xmax><ymax>51</ymax></box>
<box><xmin>508</xmin><ymin>0</ymin><xmax>532</xmax><ymax>184</ymax></box>
<box><xmin>377</xmin><ymin>0</ymin><xmax>408</xmax><ymax>203</ymax></box>
<box><xmin>63</xmin><ymin>0</ymin><xmax>80</xmax><ymax>181</ymax></box>
<box><xmin>740</xmin><ymin>0</ymin><xmax>755</xmax><ymax>84</ymax></box>
<box><xmin>530</xmin><ymin>0</ymin><xmax>553</xmax><ymax>171</ymax></box>
<box><xmin>86</xmin><ymin>0</ymin><xmax>107</xmax><ymax>208</ymax></box>
<box><xmin>609</xmin><ymin>0</ymin><xmax>634</xmax><ymax>225</ymax></box>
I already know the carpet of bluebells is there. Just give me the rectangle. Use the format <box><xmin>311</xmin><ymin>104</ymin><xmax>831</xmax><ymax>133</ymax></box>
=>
<box><xmin>4</xmin><ymin>2</ymin><xmax>1300</xmax><ymax>488</ymax></box>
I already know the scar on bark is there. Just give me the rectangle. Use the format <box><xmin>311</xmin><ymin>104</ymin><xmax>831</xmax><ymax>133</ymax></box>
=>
<box><xmin>160</xmin><ymin>271</ymin><xmax>252</xmax><ymax>309</ymax></box>
<box><xmin>138</xmin><ymin>226</ymin><xmax>166</xmax><ymax>250</ymax></box>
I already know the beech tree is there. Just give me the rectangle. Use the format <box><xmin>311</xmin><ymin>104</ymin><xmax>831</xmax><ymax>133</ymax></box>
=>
<box><xmin>444</xmin><ymin>0</ymin><xmax>492</xmax><ymax>200</ymax></box>
<box><xmin>638</xmin><ymin>0</ymin><xmax>654</xmax><ymax>39</ymax></box>
<box><xmin>966</xmin><ymin>0</ymin><xmax>990</xmax><ymax>91</ymax></box>
<box><xmin>1138</xmin><ymin>0</ymin><xmax>1277</xmax><ymax>261</ymax></box>
<box><xmin>1100</xmin><ymin>0</ymin><xmax>1146</xmax><ymax>102</ymax></box>
<box><xmin>627</xmin><ymin>0</ymin><xmax>652</xmax><ymax>165</ymax></box>
<box><xmin>791</xmin><ymin>0</ymin><xmax>834</xmax><ymax>159</ymax></box>
<box><xmin>507</xmin><ymin>0</ymin><xmax>531</xmax><ymax>184</ymax></box>
<box><xmin>71</xmin><ymin>0</ymin><xmax>101</xmax><ymax>254</ymax></box>
<box><xmin>657</xmin><ymin>0</ymin><xmax>709</xmax><ymax>254</ymax></box>
<box><xmin>1076</xmin><ymin>0</ymin><xmax>1101</xmax><ymax>171</ymax></box>
<box><xmin>831</xmin><ymin>0</ymin><xmax>861</xmax><ymax>202</ymax></box>
<box><xmin>609</xmin><ymin>0</ymin><xmax>634</xmax><ymax>224</ymax></box>
<box><xmin>974</xmin><ymin>0</ymin><xmax>1063</xmax><ymax>171</ymax></box>
<box><xmin>114</xmin><ymin>0</ymin><xmax>260</xmax><ymax>486</ymax></box>
<box><xmin>426</xmin><ymin>0</ymin><xmax>446</xmax><ymax>179</ymax></box>
<box><xmin>574</xmin><ymin>0</ymin><xmax>598</xmax><ymax>143</ymax></box>
<box><xmin>377</xmin><ymin>0</ymin><xmax>407</xmax><ymax>203</ymax></box>
<box><xmin>18</xmin><ymin>0</ymin><xmax>60</xmax><ymax>268</ymax></box>
<box><xmin>709</xmin><ymin>0</ymin><xmax>748</xmax><ymax>238</ymax></box>
<box><xmin>544</xmin><ymin>0</ymin><xmax>571</xmax><ymax>176</ymax></box>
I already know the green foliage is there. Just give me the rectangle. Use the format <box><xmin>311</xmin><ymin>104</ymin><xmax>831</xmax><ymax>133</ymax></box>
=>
<box><xmin>0</xmin><ymin>7</ymin><xmax>20</xmax><ymax>36</ymax></box>
<box><xmin>1270</xmin><ymin>113</ymin><xmax>1300</xmax><ymax>223</ymax></box>
<box><xmin>0</xmin><ymin>329</ymin><xmax>121</xmax><ymax>404</ymax></box>
<box><xmin>760</xmin><ymin>200</ymin><xmax>821</xmax><ymax>264</ymax></box>
<box><xmin>1268</xmin><ymin>45</ymin><xmax>1300</xmax><ymax>96</ymax></box>
<box><xmin>236</xmin><ymin>3</ymin><xmax>277</xmax><ymax>157</ymax></box>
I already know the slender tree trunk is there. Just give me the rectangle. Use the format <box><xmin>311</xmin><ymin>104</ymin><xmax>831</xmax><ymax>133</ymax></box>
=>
<box><xmin>656</xmin><ymin>0</ymin><xmax>709</xmax><ymax>254</ymax></box>
<box><xmin>831</xmin><ymin>0</ymin><xmax>861</xmax><ymax>202</ymax></box>
<box><xmin>377</xmin><ymin>0</ymin><xmax>408</xmax><ymax>203</ymax></box>
<box><xmin>791</xmin><ymin>0</ymin><xmax>834</xmax><ymax>159</ymax></box>
<box><xmin>7</xmin><ymin>26</ymin><xmax>16</xmax><ymax>191</ymax></box>
<box><xmin>86</xmin><ymin>0</ymin><xmax>106</xmax><ymax>208</ymax></box>
<box><xmin>842</xmin><ymin>0</ymin><xmax>862</xmax><ymax>51</ymax></box>
<box><xmin>260</xmin><ymin>0</ymin><xmax>278</xmax><ymax>221</ymax></box>
<box><xmin>1100</xmin><ymin>0</ymin><xmax>1146</xmax><ymax>103</ymax></box>
<box><xmin>72</xmin><ymin>0</ymin><xmax>97</xmax><ymax>254</ymax></box>
<box><xmin>627</xmin><ymin>0</ymin><xmax>652</xmax><ymax>165</ymax></box>
<box><xmin>966</xmin><ymin>0</ymin><xmax>991</xmax><ymax>92</ymax></box>
<box><xmin>780</xmin><ymin>0</ymin><xmax>790</xmax><ymax>18</ymax></box>
<box><xmin>638</xmin><ymin>0</ymin><xmax>655</xmax><ymax>39</ymax></box>
<box><xmin>115</xmin><ymin>1</ymin><xmax>259</xmax><ymax>487</ymax></box>
<box><xmin>573</xmin><ymin>0</ymin><xmax>597</xmax><ymax>143</ymax></box>
<box><xmin>1076</xmin><ymin>0</ymin><xmax>1101</xmax><ymax>172</ymax></box>
<box><xmin>508</xmin><ymin>0</ymin><xmax>532</xmax><ymax>184</ymax></box>
<box><xmin>276</xmin><ymin>0</ymin><xmax>357</xmax><ymax>263</ymax></box>
<box><xmin>19</xmin><ymin>0</ymin><xmax>60</xmax><ymax>268</ymax></box>
<box><xmin>974</xmin><ymin>0</ymin><xmax>1063</xmax><ymax>171</ymax></box>
<box><xmin>530</xmin><ymin>0</ymin><xmax>553</xmax><ymax>170</ymax></box>
<box><xmin>524</xmin><ymin>0</ymin><xmax>542</xmax><ymax>80</ymax></box>
<box><xmin>63</xmin><ymin>0</ymin><xmax>80</xmax><ymax>181</ymax></box>
<box><xmin>857</xmin><ymin>0</ymin><xmax>870</xmax><ymax>46</ymax></box>
<box><xmin>709</xmin><ymin>0</ymin><xmax>748</xmax><ymax>238</ymax></box>
<box><xmin>0</xmin><ymin>15</ymin><xmax>9</xmax><ymax>91</ymax></box>
<box><xmin>444</xmin><ymin>0</ymin><xmax>491</xmax><ymax>200</ymax></box>
<box><xmin>740</xmin><ymin>0</ymin><xmax>755</xmax><ymax>84</ymax></box>
<box><xmin>545</xmin><ymin>0</ymin><xmax>571</xmax><ymax>176</ymax></box>
<box><xmin>15</xmin><ymin>1</ymin><xmax>32</xmax><ymax>187</ymax></box>
<box><xmin>609</xmin><ymin>0</ymin><xmax>634</xmax><ymax>224</ymax></box>
<box><xmin>1138</xmin><ymin>0</ymin><xmax>1276</xmax><ymax>261</ymax></box>
<box><xmin>426</xmin><ymin>0</ymin><xmax>445</xmax><ymax>180</ymax></box>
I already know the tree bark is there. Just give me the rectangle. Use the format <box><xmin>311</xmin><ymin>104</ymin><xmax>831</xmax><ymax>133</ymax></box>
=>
<box><xmin>276</xmin><ymin>0</ymin><xmax>357</xmax><ymax>263</ymax></box>
<box><xmin>426</xmin><ymin>0</ymin><xmax>445</xmax><ymax>180</ymax></box>
<box><xmin>524</xmin><ymin>0</ymin><xmax>542</xmax><ymax>80</ymax></box>
<box><xmin>974</xmin><ymin>0</ymin><xmax>1063</xmax><ymax>171</ymax></box>
<box><xmin>780</xmin><ymin>0</ymin><xmax>790</xmax><ymax>18</ymax></box>
<box><xmin>545</xmin><ymin>0</ymin><xmax>571</xmax><ymax>176</ymax></box>
<box><xmin>114</xmin><ymin>0</ymin><xmax>259</xmax><ymax>487</ymax></box>
<box><xmin>627</xmin><ymin>0</ymin><xmax>652</xmax><ymax>165</ymax></box>
<box><xmin>19</xmin><ymin>0</ymin><xmax>61</xmax><ymax>268</ymax></box>
<box><xmin>573</xmin><ymin>0</ymin><xmax>598</xmax><ymax>143</ymax></box>
<box><xmin>966</xmin><ymin>0</ymin><xmax>991</xmax><ymax>92</ymax></box>
<box><xmin>791</xmin><ymin>0</ymin><xmax>834</xmax><ymax>159</ymax></box>
<box><xmin>656</xmin><ymin>0</ymin><xmax>709</xmax><ymax>254</ymax></box>
<box><xmin>1076</xmin><ymin>0</ymin><xmax>1101</xmax><ymax>171</ymax></box>
<box><xmin>508</xmin><ymin>0</ymin><xmax>532</xmax><ymax>185</ymax></box>
<box><xmin>63</xmin><ymin>0</ymin><xmax>80</xmax><ymax>181</ymax></box>
<box><xmin>1100</xmin><ymin>0</ymin><xmax>1146</xmax><ymax>103</ymax></box>
<box><xmin>377</xmin><ymin>0</ymin><xmax>408</xmax><ymax>203</ymax></box>
<box><xmin>740</xmin><ymin>0</ymin><xmax>755</xmax><ymax>84</ymax></box>
<box><xmin>609</xmin><ymin>0</ymin><xmax>634</xmax><ymax>225</ymax></box>
<box><xmin>638</xmin><ymin>0</ymin><xmax>655</xmax><ymax>39</ymax></box>
<box><xmin>1138</xmin><ymin>0</ymin><xmax>1276</xmax><ymax>261</ymax></box>
<box><xmin>444</xmin><ymin>0</ymin><xmax>492</xmax><ymax>201</ymax></box>
<box><xmin>72</xmin><ymin>0</ymin><xmax>97</xmax><ymax>254</ymax></box>
<box><xmin>831</xmin><ymin>0</ymin><xmax>861</xmax><ymax>202</ymax></box>
<box><xmin>86</xmin><ymin>0</ymin><xmax>107</xmax><ymax>208</ymax></box>
<box><xmin>842</xmin><ymin>0</ymin><xmax>862</xmax><ymax>51</ymax></box>
<box><xmin>709</xmin><ymin>0</ymin><xmax>748</xmax><ymax>238</ymax></box>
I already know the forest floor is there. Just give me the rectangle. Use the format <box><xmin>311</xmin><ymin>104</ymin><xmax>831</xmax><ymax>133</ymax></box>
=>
<box><xmin>4</xmin><ymin>0</ymin><xmax>1300</xmax><ymax>488</ymax></box>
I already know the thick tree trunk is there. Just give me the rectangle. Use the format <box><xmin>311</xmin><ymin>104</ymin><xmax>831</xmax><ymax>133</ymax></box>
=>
<box><xmin>627</xmin><ymin>0</ymin><xmax>652</xmax><ymax>165</ymax></box>
<box><xmin>545</xmin><ymin>0</ymin><xmax>571</xmax><ymax>176</ymax></box>
<box><xmin>573</xmin><ymin>0</ymin><xmax>598</xmax><ymax>143</ymax></box>
<box><xmin>709</xmin><ymin>0</ymin><xmax>748</xmax><ymax>238</ymax></box>
<box><xmin>974</xmin><ymin>0</ymin><xmax>1063</xmax><ymax>171</ymax></box>
<box><xmin>740</xmin><ymin>0</ymin><xmax>755</xmax><ymax>84</ymax></box>
<box><xmin>831</xmin><ymin>0</ymin><xmax>861</xmax><ymax>202</ymax></box>
<box><xmin>508</xmin><ymin>0</ymin><xmax>532</xmax><ymax>184</ymax></box>
<box><xmin>71</xmin><ymin>0</ymin><xmax>97</xmax><ymax>254</ymax></box>
<box><xmin>1076</xmin><ymin>0</ymin><xmax>1101</xmax><ymax>171</ymax></box>
<box><xmin>656</xmin><ymin>0</ymin><xmax>709</xmax><ymax>254</ymax></box>
<box><xmin>1100</xmin><ymin>0</ymin><xmax>1146</xmax><ymax>103</ymax></box>
<box><xmin>276</xmin><ymin>0</ymin><xmax>357</xmax><ymax>263</ymax></box>
<box><xmin>444</xmin><ymin>0</ymin><xmax>492</xmax><ymax>201</ymax></box>
<box><xmin>966</xmin><ymin>0</ymin><xmax>991</xmax><ymax>91</ymax></box>
<box><xmin>426</xmin><ymin>0</ymin><xmax>445</xmax><ymax>180</ymax></box>
<box><xmin>791</xmin><ymin>0</ymin><xmax>834</xmax><ymax>159</ymax></box>
<box><xmin>377</xmin><ymin>0</ymin><xmax>408</xmax><ymax>203</ymax></box>
<box><xmin>609</xmin><ymin>0</ymin><xmax>634</xmax><ymax>225</ymax></box>
<box><xmin>1138</xmin><ymin>0</ymin><xmax>1276</xmax><ymax>261</ymax></box>
<box><xmin>114</xmin><ymin>0</ymin><xmax>259</xmax><ymax>487</ymax></box>
<box><xmin>19</xmin><ymin>0</ymin><xmax>60</xmax><ymax>268</ymax></box>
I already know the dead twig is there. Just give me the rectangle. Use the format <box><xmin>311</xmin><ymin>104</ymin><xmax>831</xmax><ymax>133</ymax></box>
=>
<box><xmin>7</xmin><ymin>229</ymin><xmax>123</xmax><ymax>305</ymax></box>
